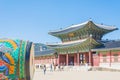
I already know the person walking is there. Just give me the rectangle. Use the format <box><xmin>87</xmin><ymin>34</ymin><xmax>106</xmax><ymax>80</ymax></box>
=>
<box><xmin>50</xmin><ymin>64</ymin><xmax>53</xmax><ymax>72</ymax></box>
<box><xmin>58</xmin><ymin>64</ymin><xmax>61</xmax><ymax>71</ymax></box>
<box><xmin>54</xmin><ymin>64</ymin><xmax>56</xmax><ymax>71</ymax></box>
<box><xmin>43</xmin><ymin>65</ymin><xmax>46</xmax><ymax>75</ymax></box>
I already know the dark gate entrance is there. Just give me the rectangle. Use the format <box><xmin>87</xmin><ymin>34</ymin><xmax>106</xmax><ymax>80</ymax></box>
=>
<box><xmin>80</xmin><ymin>53</ymin><xmax>85</xmax><ymax>65</ymax></box>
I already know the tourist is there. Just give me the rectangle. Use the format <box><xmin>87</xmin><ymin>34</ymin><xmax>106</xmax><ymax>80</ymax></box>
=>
<box><xmin>58</xmin><ymin>64</ymin><xmax>60</xmax><ymax>71</ymax></box>
<box><xmin>85</xmin><ymin>63</ymin><xmax>88</xmax><ymax>71</ymax></box>
<box><xmin>50</xmin><ymin>64</ymin><xmax>53</xmax><ymax>72</ymax></box>
<box><xmin>43</xmin><ymin>65</ymin><xmax>46</xmax><ymax>75</ymax></box>
<box><xmin>70</xmin><ymin>61</ymin><xmax>73</xmax><ymax>66</ymax></box>
<box><xmin>54</xmin><ymin>64</ymin><xmax>56</xmax><ymax>71</ymax></box>
<box><xmin>63</xmin><ymin>62</ymin><xmax>66</xmax><ymax>66</ymax></box>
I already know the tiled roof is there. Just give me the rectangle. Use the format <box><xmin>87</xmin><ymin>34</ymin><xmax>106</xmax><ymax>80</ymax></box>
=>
<box><xmin>35</xmin><ymin>49</ymin><xmax>55</xmax><ymax>57</ymax></box>
<box><xmin>49</xmin><ymin>21</ymin><xmax>117</xmax><ymax>35</ymax></box>
<box><xmin>34</xmin><ymin>43</ymin><xmax>56</xmax><ymax>57</ymax></box>
<box><xmin>103</xmin><ymin>40</ymin><xmax>120</xmax><ymax>48</ymax></box>
<box><xmin>92</xmin><ymin>40</ymin><xmax>120</xmax><ymax>51</ymax></box>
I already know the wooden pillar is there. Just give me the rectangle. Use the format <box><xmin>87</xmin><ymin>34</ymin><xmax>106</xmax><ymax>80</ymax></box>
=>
<box><xmin>66</xmin><ymin>54</ymin><xmax>69</xmax><ymax>66</ymax></box>
<box><xmin>55</xmin><ymin>57</ymin><xmax>57</xmax><ymax>65</ymax></box>
<box><xmin>74</xmin><ymin>54</ymin><xmax>77</xmax><ymax>65</ymax></box>
<box><xmin>109</xmin><ymin>50</ymin><xmax>111</xmax><ymax>67</ymax></box>
<box><xmin>98</xmin><ymin>53</ymin><xmax>100</xmax><ymax>66</ymax></box>
<box><xmin>57</xmin><ymin>54</ymin><xmax>60</xmax><ymax>65</ymax></box>
<box><xmin>77</xmin><ymin>53</ymin><xmax>80</xmax><ymax>66</ymax></box>
<box><xmin>84</xmin><ymin>53</ymin><xmax>86</xmax><ymax>64</ymax></box>
<box><xmin>89</xmin><ymin>51</ymin><xmax>92</xmax><ymax>66</ymax></box>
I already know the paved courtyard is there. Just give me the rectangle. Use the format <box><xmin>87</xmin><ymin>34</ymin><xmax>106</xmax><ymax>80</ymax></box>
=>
<box><xmin>33</xmin><ymin>70</ymin><xmax>120</xmax><ymax>80</ymax></box>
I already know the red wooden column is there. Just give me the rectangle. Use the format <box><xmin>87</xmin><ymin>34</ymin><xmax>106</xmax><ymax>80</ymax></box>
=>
<box><xmin>66</xmin><ymin>54</ymin><xmax>69</xmax><ymax>66</ymax></box>
<box><xmin>98</xmin><ymin>53</ymin><xmax>100</xmax><ymax>66</ymax></box>
<box><xmin>89</xmin><ymin>51</ymin><xmax>92</xmax><ymax>66</ymax></box>
<box><xmin>109</xmin><ymin>50</ymin><xmax>111</xmax><ymax>67</ymax></box>
<box><xmin>77</xmin><ymin>53</ymin><xmax>80</xmax><ymax>65</ymax></box>
<box><xmin>57</xmin><ymin>54</ymin><xmax>60</xmax><ymax>65</ymax></box>
<box><xmin>74</xmin><ymin>54</ymin><xmax>77</xmax><ymax>65</ymax></box>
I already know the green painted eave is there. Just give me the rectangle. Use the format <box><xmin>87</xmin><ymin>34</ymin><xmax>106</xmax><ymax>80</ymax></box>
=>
<box><xmin>54</xmin><ymin>38</ymin><xmax>102</xmax><ymax>54</ymax></box>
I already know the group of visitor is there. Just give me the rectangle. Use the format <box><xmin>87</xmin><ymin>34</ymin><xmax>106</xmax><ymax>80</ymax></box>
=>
<box><xmin>43</xmin><ymin>62</ymin><xmax>65</xmax><ymax>75</ymax></box>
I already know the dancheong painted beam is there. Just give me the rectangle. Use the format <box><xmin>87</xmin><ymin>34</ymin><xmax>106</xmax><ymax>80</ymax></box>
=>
<box><xmin>0</xmin><ymin>39</ymin><xmax>34</xmax><ymax>80</ymax></box>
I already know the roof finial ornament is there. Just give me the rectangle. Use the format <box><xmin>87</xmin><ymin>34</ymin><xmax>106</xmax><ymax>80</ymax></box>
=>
<box><xmin>89</xmin><ymin>18</ymin><xmax>92</xmax><ymax>21</ymax></box>
<box><xmin>60</xmin><ymin>28</ymin><xmax>62</xmax><ymax>30</ymax></box>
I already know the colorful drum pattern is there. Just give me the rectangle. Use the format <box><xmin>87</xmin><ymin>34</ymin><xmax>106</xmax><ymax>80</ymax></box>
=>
<box><xmin>0</xmin><ymin>39</ymin><xmax>34</xmax><ymax>80</ymax></box>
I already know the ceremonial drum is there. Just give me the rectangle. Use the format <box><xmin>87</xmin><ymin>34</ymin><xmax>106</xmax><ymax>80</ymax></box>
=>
<box><xmin>0</xmin><ymin>39</ymin><xmax>34</xmax><ymax>80</ymax></box>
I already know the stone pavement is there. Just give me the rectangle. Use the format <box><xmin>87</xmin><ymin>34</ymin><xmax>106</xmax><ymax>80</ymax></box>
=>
<box><xmin>33</xmin><ymin>70</ymin><xmax>120</xmax><ymax>80</ymax></box>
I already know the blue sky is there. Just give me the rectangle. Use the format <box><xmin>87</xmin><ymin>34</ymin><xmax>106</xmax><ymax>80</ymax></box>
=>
<box><xmin>0</xmin><ymin>0</ymin><xmax>120</xmax><ymax>43</ymax></box>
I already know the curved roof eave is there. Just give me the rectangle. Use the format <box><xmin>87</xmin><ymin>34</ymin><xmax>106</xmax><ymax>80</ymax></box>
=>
<box><xmin>48</xmin><ymin>20</ymin><xmax>118</xmax><ymax>36</ymax></box>
<box><xmin>52</xmin><ymin>38</ymin><xmax>99</xmax><ymax>48</ymax></box>
<box><xmin>94</xmin><ymin>23</ymin><xmax>118</xmax><ymax>31</ymax></box>
<box><xmin>48</xmin><ymin>21</ymin><xmax>88</xmax><ymax>35</ymax></box>
<box><xmin>47</xmin><ymin>38</ymin><xmax>87</xmax><ymax>46</ymax></box>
